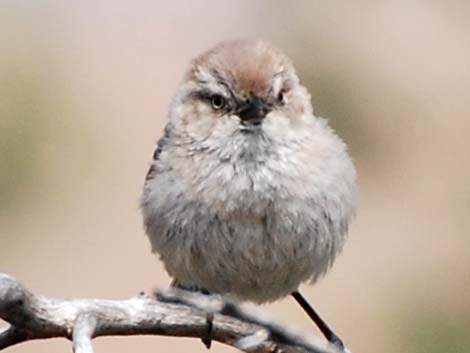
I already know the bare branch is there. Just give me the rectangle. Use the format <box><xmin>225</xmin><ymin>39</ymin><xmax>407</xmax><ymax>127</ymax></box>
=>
<box><xmin>0</xmin><ymin>273</ymin><xmax>338</xmax><ymax>353</ymax></box>
<box><xmin>0</xmin><ymin>326</ymin><xmax>27</xmax><ymax>350</ymax></box>
<box><xmin>72</xmin><ymin>313</ymin><xmax>97</xmax><ymax>353</ymax></box>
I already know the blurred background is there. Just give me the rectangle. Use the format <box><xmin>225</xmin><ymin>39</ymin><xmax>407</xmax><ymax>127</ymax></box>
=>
<box><xmin>1</xmin><ymin>1</ymin><xmax>469</xmax><ymax>353</ymax></box>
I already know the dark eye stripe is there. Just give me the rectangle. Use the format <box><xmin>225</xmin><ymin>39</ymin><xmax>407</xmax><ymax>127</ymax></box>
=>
<box><xmin>190</xmin><ymin>90</ymin><xmax>236</xmax><ymax>112</ymax></box>
<box><xmin>191</xmin><ymin>89</ymin><xmax>213</xmax><ymax>101</ymax></box>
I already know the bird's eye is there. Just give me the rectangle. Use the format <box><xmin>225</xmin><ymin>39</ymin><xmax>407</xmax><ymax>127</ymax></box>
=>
<box><xmin>277</xmin><ymin>90</ymin><xmax>286</xmax><ymax>105</ymax></box>
<box><xmin>211</xmin><ymin>95</ymin><xmax>226</xmax><ymax>110</ymax></box>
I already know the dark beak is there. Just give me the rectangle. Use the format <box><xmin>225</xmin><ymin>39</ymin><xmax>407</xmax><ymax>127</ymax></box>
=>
<box><xmin>237</xmin><ymin>97</ymin><xmax>270</xmax><ymax>125</ymax></box>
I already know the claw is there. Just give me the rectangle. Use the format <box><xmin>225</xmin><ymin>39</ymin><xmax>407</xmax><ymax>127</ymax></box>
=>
<box><xmin>201</xmin><ymin>311</ymin><xmax>214</xmax><ymax>349</ymax></box>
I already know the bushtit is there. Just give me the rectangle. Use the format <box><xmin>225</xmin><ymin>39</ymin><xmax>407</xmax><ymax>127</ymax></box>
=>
<box><xmin>141</xmin><ymin>40</ymin><xmax>357</xmax><ymax>349</ymax></box>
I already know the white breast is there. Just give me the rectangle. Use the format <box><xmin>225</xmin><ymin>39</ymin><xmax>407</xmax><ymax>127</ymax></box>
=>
<box><xmin>141</xmin><ymin>117</ymin><xmax>357</xmax><ymax>303</ymax></box>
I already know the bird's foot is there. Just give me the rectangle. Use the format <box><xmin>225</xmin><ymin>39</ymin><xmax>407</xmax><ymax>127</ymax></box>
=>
<box><xmin>201</xmin><ymin>311</ymin><xmax>214</xmax><ymax>349</ymax></box>
<box><xmin>328</xmin><ymin>334</ymin><xmax>344</xmax><ymax>351</ymax></box>
<box><xmin>166</xmin><ymin>282</ymin><xmax>220</xmax><ymax>349</ymax></box>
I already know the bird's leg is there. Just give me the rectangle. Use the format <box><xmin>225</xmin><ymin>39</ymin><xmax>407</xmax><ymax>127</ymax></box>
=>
<box><xmin>201</xmin><ymin>311</ymin><xmax>214</xmax><ymax>349</ymax></box>
<box><xmin>291</xmin><ymin>291</ymin><xmax>344</xmax><ymax>350</ymax></box>
<box><xmin>170</xmin><ymin>281</ymin><xmax>214</xmax><ymax>349</ymax></box>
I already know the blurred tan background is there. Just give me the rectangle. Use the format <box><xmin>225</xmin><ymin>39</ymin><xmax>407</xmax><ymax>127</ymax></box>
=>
<box><xmin>1</xmin><ymin>1</ymin><xmax>469</xmax><ymax>353</ymax></box>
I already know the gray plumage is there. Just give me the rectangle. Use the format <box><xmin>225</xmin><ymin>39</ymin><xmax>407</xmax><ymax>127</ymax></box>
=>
<box><xmin>141</xmin><ymin>40</ymin><xmax>357</xmax><ymax>303</ymax></box>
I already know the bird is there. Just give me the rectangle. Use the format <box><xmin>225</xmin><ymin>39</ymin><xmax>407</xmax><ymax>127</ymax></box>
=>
<box><xmin>141</xmin><ymin>39</ymin><xmax>357</xmax><ymax>350</ymax></box>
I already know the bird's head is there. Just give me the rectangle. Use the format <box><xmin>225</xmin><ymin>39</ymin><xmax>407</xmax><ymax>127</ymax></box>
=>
<box><xmin>169</xmin><ymin>40</ymin><xmax>314</xmax><ymax>148</ymax></box>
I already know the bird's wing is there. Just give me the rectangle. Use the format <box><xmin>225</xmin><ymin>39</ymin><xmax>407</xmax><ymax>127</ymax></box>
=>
<box><xmin>144</xmin><ymin>124</ymin><xmax>172</xmax><ymax>182</ymax></box>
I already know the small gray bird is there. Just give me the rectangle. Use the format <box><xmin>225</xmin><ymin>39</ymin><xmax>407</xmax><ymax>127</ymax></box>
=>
<box><xmin>141</xmin><ymin>39</ymin><xmax>357</xmax><ymax>349</ymax></box>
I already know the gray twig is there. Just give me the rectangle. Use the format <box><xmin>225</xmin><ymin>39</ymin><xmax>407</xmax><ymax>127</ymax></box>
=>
<box><xmin>0</xmin><ymin>272</ymin><xmax>337</xmax><ymax>353</ymax></box>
